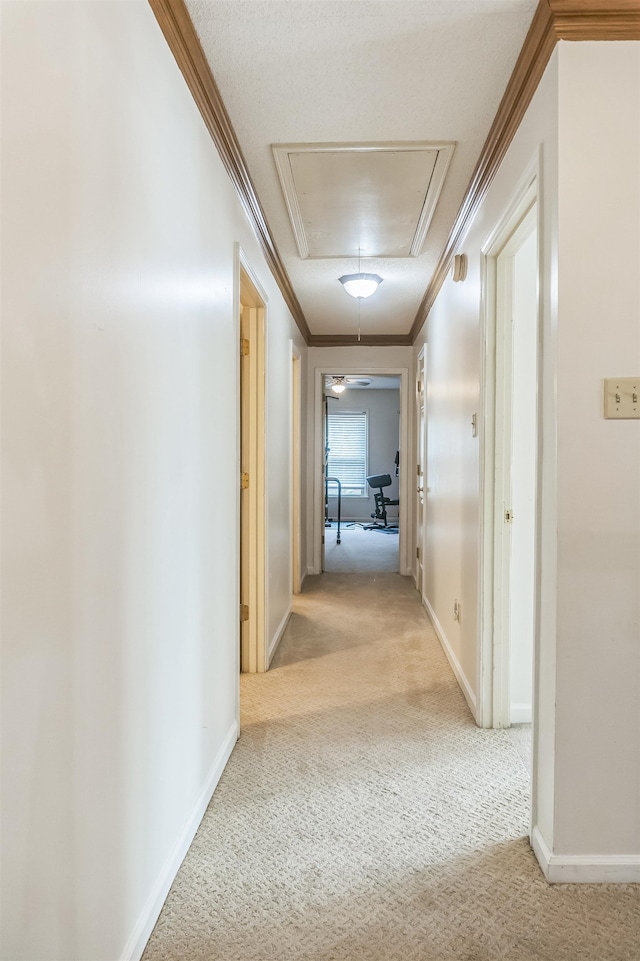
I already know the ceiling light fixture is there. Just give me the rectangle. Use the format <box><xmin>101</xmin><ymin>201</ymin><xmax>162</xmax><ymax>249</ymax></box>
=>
<box><xmin>330</xmin><ymin>376</ymin><xmax>347</xmax><ymax>394</ymax></box>
<box><xmin>339</xmin><ymin>245</ymin><xmax>383</xmax><ymax>302</ymax></box>
<box><xmin>338</xmin><ymin>272</ymin><xmax>383</xmax><ymax>299</ymax></box>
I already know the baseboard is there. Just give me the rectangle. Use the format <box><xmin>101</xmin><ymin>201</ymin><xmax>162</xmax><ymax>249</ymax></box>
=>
<box><xmin>423</xmin><ymin>595</ymin><xmax>477</xmax><ymax>721</ymax></box>
<box><xmin>510</xmin><ymin>703</ymin><xmax>532</xmax><ymax>724</ymax></box>
<box><xmin>123</xmin><ymin>720</ymin><xmax>239</xmax><ymax>961</ymax></box>
<box><xmin>532</xmin><ymin>825</ymin><xmax>640</xmax><ymax>883</ymax></box>
<box><xmin>531</xmin><ymin>824</ymin><xmax>553</xmax><ymax>880</ymax></box>
<box><xmin>268</xmin><ymin>604</ymin><xmax>291</xmax><ymax>667</ymax></box>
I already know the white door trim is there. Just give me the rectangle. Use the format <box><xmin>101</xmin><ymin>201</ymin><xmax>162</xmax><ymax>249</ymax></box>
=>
<box><xmin>237</xmin><ymin>246</ymin><xmax>269</xmax><ymax>675</ymax></box>
<box><xmin>478</xmin><ymin>163</ymin><xmax>540</xmax><ymax>731</ymax></box>
<box><xmin>290</xmin><ymin>344</ymin><xmax>302</xmax><ymax>594</ymax></box>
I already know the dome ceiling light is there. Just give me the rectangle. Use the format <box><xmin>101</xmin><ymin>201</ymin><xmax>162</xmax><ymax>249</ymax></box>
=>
<box><xmin>338</xmin><ymin>273</ymin><xmax>383</xmax><ymax>299</ymax></box>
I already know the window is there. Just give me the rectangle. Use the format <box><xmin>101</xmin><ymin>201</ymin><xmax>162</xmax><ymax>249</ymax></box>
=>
<box><xmin>326</xmin><ymin>410</ymin><xmax>367</xmax><ymax>496</ymax></box>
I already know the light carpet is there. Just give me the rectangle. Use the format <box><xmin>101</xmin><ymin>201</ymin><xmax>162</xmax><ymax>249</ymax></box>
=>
<box><xmin>142</xmin><ymin>574</ymin><xmax>639</xmax><ymax>961</ymax></box>
<box><xmin>324</xmin><ymin>522</ymin><xmax>399</xmax><ymax>573</ymax></box>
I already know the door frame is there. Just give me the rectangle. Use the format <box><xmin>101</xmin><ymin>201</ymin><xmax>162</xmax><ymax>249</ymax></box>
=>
<box><xmin>291</xmin><ymin>344</ymin><xmax>302</xmax><ymax>594</ymax></box>
<box><xmin>237</xmin><ymin>245</ymin><xmax>268</xmax><ymax>674</ymax></box>
<box><xmin>478</xmin><ymin>166</ymin><xmax>541</xmax><ymax>732</ymax></box>
<box><xmin>414</xmin><ymin>346</ymin><xmax>427</xmax><ymax>597</ymax></box>
<box><xmin>312</xmin><ymin>365</ymin><xmax>411</xmax><ymax>575</ymax></box>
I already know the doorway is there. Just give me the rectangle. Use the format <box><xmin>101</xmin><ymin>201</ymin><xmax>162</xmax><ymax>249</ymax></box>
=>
<box><xmin>239</xmin><ymin>257</ymin><xmax>267</xmax><ymax>673</ymax></box>
<box><xmin>480</xmin><ymin>181</ymin><xmax>539</xmax><ymax>733</ymax></box>
<box><xmin>312</xmin><ymin>366</ymin><xmax>410</xmax><ymax>576</ymax></box>
<box><xmin>291</xmin><ymin>348</ymin><xmax>302</xmax><ymax>594</ymax></box>
<box><xmin>415</xmin><ymin>348</ymin><xmax>427</xmax><ymax>598</ymax></box>
<box><xmin>323</xmin><ymin>373</ymin><xmax>401</xmax><ymax>573</ymax></box>
<box><xmin>502</xmin><ymin>220</ymin><xmax>537</xmax><ymax>724</ymax></box>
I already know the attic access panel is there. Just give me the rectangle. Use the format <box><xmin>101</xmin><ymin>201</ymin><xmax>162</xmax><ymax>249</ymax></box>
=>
<box><xmin>273</xmin><ymin>141</ymin><xmax>455</xmax><ymax>259</ymax></box>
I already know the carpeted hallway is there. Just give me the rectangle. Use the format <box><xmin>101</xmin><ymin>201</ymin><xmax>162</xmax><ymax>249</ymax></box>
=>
<box><xmin>142</xmin><ymin>574</ymin><xmax>640</xmax><ymax>961</ymax></box>
<box><xmin>324</xmin><ymin>522</ymin><xmax>399</xmax><ymax>573</ymax></box>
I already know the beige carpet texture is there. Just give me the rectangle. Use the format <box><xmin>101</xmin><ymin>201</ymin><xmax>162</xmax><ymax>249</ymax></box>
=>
<box><xmin>323</xmin><ymin>523</ymin><xmax>399</xmax><ymax>573</ymax></box>
<box><xmin>142</xmin><ymin>574</ymin><xmax>640</xmax><ymax>961</ymax></box>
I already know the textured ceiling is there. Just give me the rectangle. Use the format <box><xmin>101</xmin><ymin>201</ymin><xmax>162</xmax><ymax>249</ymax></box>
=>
<box><xmin>186</xmin><ymin>0</ymin><xmax>537</xmax><ymax>337</ymax></box>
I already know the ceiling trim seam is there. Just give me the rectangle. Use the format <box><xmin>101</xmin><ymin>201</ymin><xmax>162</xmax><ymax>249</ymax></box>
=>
<box><xmin>147</xmin><ymin>0</ymin><xmax>311</xmax><ymax>343</ymax></box>
<box><xmin>409</xmin><ymin>0</ymin><xmax>640</xmax><ymax>343</ymax></box>
<box><xmin>308</xmin><ymin>335</ymin><xmax>413</xmax><ymax>348</ymax></box>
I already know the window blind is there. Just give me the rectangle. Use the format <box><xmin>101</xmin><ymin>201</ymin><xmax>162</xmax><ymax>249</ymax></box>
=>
<box><xmin>327</xmin><ymin>410</ymin><xmax>367</xmax><ymax>496</ymax></box>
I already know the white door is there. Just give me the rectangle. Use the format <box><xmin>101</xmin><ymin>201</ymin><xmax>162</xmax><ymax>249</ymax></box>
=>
<box><xmin>507</xmin><ymin>224</ymin><xmax>537</xmax><ymax>723</ymax></box>
<box><xmin>493</xmin><ymin>205</ymin><xmax>538</xmax><ymax>726</ymax></box>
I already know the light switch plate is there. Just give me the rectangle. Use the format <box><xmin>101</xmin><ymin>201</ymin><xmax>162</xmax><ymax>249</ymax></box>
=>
<box><xmin>604</xmin><ymin>378</ymin><xmax>640</xmax><ymax>419</ymax></box>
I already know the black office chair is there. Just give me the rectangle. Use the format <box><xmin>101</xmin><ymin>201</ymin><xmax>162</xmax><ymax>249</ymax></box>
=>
<box><xmin>365</xmin><ymin>473</ymin><xmax>399</xmax><ymax>530</ymax></box>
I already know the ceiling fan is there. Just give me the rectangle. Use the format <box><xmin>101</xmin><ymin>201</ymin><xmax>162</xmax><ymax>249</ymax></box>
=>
<box><xmin>326</xmin><ymin>375</ymin><xmax>372</xmax><ymax>393</ymax></box>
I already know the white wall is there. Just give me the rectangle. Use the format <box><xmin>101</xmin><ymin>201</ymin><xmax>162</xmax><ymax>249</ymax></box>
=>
<box><xmin>415</xmin><ymin>51</ymin><xmax>559</xmax><ymax>744</ymax></box>
<box><xmin>554</xmin><ymin>41</ymin><xmax>640</xmax><ymax>860</ymax></box>
<box><xmin>0</xmin><ymin>3</ymin><xmax>305</xmax><ymax>959</ymax></box>
<box><xmin>416</xmin><ymin>39</ymin><xmax>640</xmax><ymax>875</ymax></box>
<box><xmin>326</xmin><ymin>387</ymin><xmax>400</xmax><ymax>522</ymax></box>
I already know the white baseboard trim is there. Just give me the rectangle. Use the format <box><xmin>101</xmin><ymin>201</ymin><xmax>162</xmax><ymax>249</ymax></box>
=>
<box><xmin>423</xmin><ymin>595</ymin><xmax>477</xmax><ymax>721</ymax></box>
<box><xmin>268</xmin><ymin>604</ymin><xmax>292</xmax><ymax>667</ymax></box>
<box><xmin>532</xmin><ymin>826</ymin><xmax>640</xmax><ymax>883</ymax></box>
<box><xmin>510</xmin><ymin>703</ymin><xmax>532</xmax><ymax>724</ymax></box>
<box><xmin>123</xmin><ymin>720</ymin><xmax>239</xmax><ymax>961</ymax></box>
<box><xmin>531</xmin><ymin>824</ymin><xmax>552</xmax><ymax>880</ymax></box>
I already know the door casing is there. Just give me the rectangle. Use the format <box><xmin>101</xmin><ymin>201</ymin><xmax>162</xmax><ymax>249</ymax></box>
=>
<box><xmin>415</xmin><ymin>347</ymin><xmax>427</xmax><ymax>597</ymax></box>
<box><xmin>291</xmin><ymin>346</ymin><xmax>302</xmax><ymax>594</ymax></box>
<box><xmin>311</xmin><ymin>366</ymin><xmax>411</xmax><ymax>576</ymax></box>
<box><xmin>478</xmin><ymin>168</ymin><xmax>541</xmax><ymax>731</ymax></box>
<box><xmin>238</xmin><ymin>249</ymin><xmax>268</xmax><ymax>675</ymax></box>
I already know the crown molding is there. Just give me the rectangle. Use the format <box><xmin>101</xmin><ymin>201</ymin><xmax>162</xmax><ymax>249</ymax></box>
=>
<box><xmin>148</xmin><ymin>0</ymin><xmax>638</xmax><ymax>348</ymax></box>
<box><xmin>549</xmin><ymin>0</ymin><xmax>640</xmax><ymax>40</ymax></box>
<box><xmin>409</xmin><ymin>0</ymin><xmax>640</xmax><ymax>343</ymax></box>
<box><xmin>308</xmin><ymin>334</ymin><xmax>413</xmax><ymax>348</ymax></box>
<box><xmin>148</xmin><ymin>0</ymin><xmax>311</xmax><ymax>344</ymax></box>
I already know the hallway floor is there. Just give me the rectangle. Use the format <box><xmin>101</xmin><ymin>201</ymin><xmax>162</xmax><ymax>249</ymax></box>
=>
<box><xmin>324</xmin><ymin>522</ymin><xmax>399</xmax><ymax>573</ymax></box>
<box><xmin>142</xmin><ymin>574</ymin><xmax>640</xmax><ymax>961</ymax></box>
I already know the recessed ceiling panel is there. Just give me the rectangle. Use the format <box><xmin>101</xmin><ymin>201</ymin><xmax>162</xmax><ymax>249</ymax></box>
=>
<box><xmin>273</xmin><ymin>142</ymin><xmax>455</xmax><ymax>260</ymax></box>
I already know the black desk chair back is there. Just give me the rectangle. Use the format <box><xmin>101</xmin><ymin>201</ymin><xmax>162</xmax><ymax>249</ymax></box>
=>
<box><xmin>365</xmin><ymin>473</ymin><xmax>399</xmax><ymax>530</ymax></box>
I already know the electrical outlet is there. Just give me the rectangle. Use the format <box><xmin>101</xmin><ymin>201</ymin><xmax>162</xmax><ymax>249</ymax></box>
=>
<box><xmin>453</xmin><ymin>599</ymin><xmax>460</xmax><ymax>622</ymax></box>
